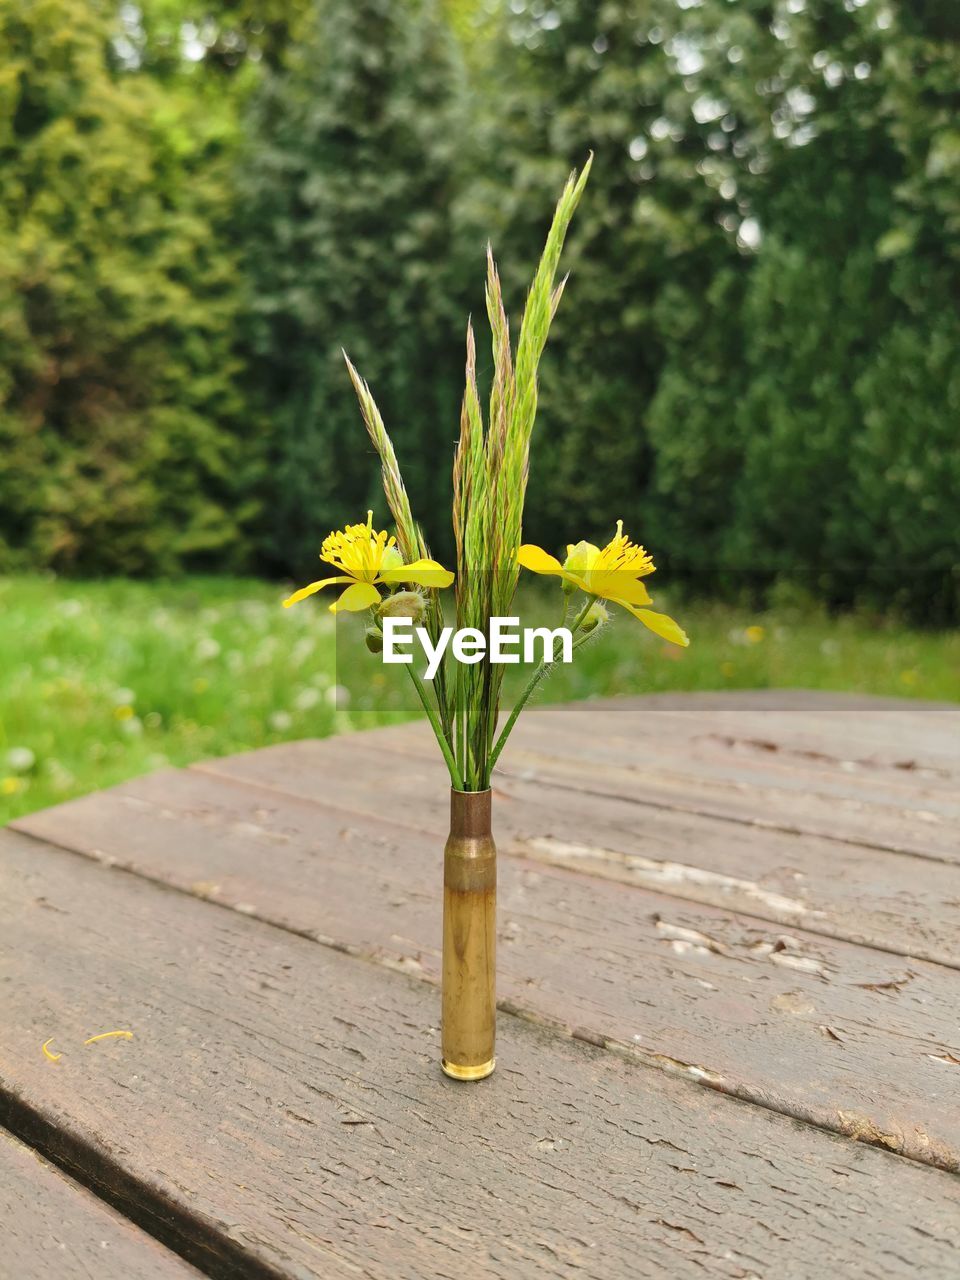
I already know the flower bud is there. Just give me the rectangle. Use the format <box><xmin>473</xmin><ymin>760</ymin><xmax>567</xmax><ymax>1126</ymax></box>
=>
<box><xmin>377</xmin><ymin>590</ymin><xmax>427</xmax><ymax>623</ymax></box>
<box><xmin>364</xmin><ymin>626</ymin><xmax>384</xmax><ymax>654</ymax></box>
<box><xmin>562</xmin><ymin>540</ymin><xmax>594</xmax><ymax>594</ymax></box>
<box><xmin>579</xmin><ymin>602</ymin><xmax>609</xmax><ymax>635</ymax></box>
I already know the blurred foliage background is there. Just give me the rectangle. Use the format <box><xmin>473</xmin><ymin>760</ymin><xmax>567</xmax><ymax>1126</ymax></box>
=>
<box><xmin>1</xmin><ymin>0</ymin><xmax>957</xmax><ymax>615</ymax></box>
<box><xmin>2</xmin><ymin>0</ymin><xmax>958</xmax><ymax>821</ymax></box>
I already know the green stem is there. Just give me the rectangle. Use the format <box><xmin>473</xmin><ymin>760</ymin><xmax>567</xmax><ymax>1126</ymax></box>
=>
<box><xmin>405</xmin><ymin>663</ymin><xmax>465</xmax><ymax>791</ymax></box>
<box><xmin>486</xmin><ymin>594</ymin><xmax>596</xmax><ymax>782</ymax></box>
<box><xmin>484</xmin><ymin>665</ymin><xmax>548</xmax><ymax>784</ymax></box>
<box><xmin>428</xmin><ymin>592</ymin><xmax>452</xmax><ymax>738</ymax></box>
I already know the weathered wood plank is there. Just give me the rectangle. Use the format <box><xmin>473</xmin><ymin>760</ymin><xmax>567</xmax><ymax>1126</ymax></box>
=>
<box><xmin>0</xmin><ymin>1128</ymin><xmax>201</xmax><ymax>1280</ymax></box>
<box><xmin>554</xmin><ymin>692</ymin><xmax>960</xmax><ymax>774</ymax></box>
<box><xmin>16</xmin><ymin>767</ymin><xmax>960</xmax><ymax>1170</ymax></box>
<box><xmin>3</xmin><ymin>828</ymin><xmax>960</xmax><ymax>1280</ymax></box>
<box><xmin>508</xmin><ymin>706</ymin><xmax>960</xmax><ymax>799</ymax></box>
<box><xmin>337</xmin><ymin>711</ymin><xmax>960</xmax><ymax>863</ymax></box>
<box><xmin>158</xmin><ymin>734</ymin><xmax>960</xmax><ymax>968</ymax></box>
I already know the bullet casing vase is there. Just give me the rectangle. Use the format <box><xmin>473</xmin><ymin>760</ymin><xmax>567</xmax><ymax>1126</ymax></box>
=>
<box><xmin>441</xmin><ymin>789</ymin><xmax>497</xmax><ymax>1081</ymax></box>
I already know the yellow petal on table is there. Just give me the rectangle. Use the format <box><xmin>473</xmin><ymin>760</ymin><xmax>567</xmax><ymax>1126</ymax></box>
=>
<box><xmin>41</xmin><ymin>1037</ymin><xmax>62</xmax><ymax>1063</ymax></box>
<box><xmin>282</xmin><ymin>576</ymin><xmax>351</xmax><ymax>608</ymax></box>
<box><xmin>379</xmin><ymin>558</ymin><xmax>454</xmax><ymax>589</ymax></box>
<box><xmin>84</xmin><ymin>1030</ymin><xmax>134</xmax><ymax>1045</ymax></box>
<box><xmin>330</xmin><ymin>581</ymin><xmax>382</xmax><ymax>613</ymax></box>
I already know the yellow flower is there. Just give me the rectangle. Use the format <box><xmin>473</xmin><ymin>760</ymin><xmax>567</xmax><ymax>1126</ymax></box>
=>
<box><xmin>283</xmin><ymin>512</ymin><xmax>454</xmax><ymax>613</ymax></box>
<box><xmin>745</xmin><ymin>625</ymin><xmax>765</xmax><ymax>644</ymax></box>
<box><xmin>517</xmin><ymin>520</ymin><xmax>689</xmax><ymax>646</ymax></box>
<box><xmin>1</xmin><ymin>776</ymin><xmax>23</xmax><ymax>796</ymax></box>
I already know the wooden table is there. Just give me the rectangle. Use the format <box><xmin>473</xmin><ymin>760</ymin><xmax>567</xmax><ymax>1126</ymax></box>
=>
<box><xmin>3</xmin><ymin>690</ymin><xmax>959</xmax><ymax>1279</ymax></box>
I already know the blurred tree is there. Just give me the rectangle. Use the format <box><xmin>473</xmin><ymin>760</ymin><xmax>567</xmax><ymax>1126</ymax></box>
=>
<box><xmin>462</xmin><ymin>1</ymin><xmax>746</xmax><ymax>572</ymax></box>
<box><xmin>440</xmin><ymin>0</ymin><xmax>501</xmax><ymax>62</ymax></box>
<box><xmin>240</xmin><ymin>0</ymin><xmax>472</xmax><ymax>573</ymax></box>
<box><xmin>131</xmin><ymin>0</ymin><xmax>310</xmax><ymax>77</ymax></box>
<box><xmin>0</xmin><ymin>0</ymin><xmax>955</xmax><ymax>619</ymax></box>
<box><xmin>473</xmin><ymin>0</ymin><xmax>958</xmax><ymax>617</ymax></box>
<box><xmin>0</xmin><ymin>0</ymin><xmax>254</xmax><ymax>573</ymax></box>
<box><xmin>680</xmin><ymin>0</ymin><xmax>960</xmax><ymax>616</ymax></box>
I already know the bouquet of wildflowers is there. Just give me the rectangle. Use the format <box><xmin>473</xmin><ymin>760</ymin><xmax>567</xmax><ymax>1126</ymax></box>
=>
<box><xmin>284</xmin><ymin>158</ymin><xmax>688</xmax><ymax>792</ymax></box>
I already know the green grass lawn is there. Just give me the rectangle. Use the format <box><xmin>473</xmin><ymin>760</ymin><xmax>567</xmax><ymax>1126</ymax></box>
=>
<box><xmin>2</xmin><ymin>574</ymin><xmax>957</xmax><ymax>823</ymax></box>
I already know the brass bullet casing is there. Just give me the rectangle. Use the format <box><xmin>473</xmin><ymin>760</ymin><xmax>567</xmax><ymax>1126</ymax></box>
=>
<box><xmin>441</xmin><ymin>788</ymin><xmax>496</xmax><ymax>1081</ymax></box>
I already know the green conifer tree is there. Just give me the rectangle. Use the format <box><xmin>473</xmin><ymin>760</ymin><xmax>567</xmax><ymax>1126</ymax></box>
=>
<box><xmin>240</xmin><ymin>0</ymin><xmax>471</xmax><ymax>574</ymax></box>
<box><xmin>0</xmin><ymin>0</ymin><xmax>252</xmax><ymax>573</ymax></box>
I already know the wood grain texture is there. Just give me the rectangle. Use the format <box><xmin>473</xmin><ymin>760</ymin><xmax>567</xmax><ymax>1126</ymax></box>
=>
<box><xmin>0</xmin><ymin>1128</ymin><xmax>201</xmax><ymax>1280</ymax></box>
<box><xmin>15</xmin><ymin>763</ymin><xmax>960</xmax><ymax>1171</ymax></box>
<box><xmin>2</xmin><ymin>829</ymin><xmax>960</xmax><ymax>1280</ymax></box>
<box><xmin>344</xmin><ymin>710</ymin><xmax>960</xmax><ymax>864</ymax></box>
<box><xmin>173</xmin><ymin>729</ymin><xmax>960</xmax><ymax>967</ymax></box>
<box><xmin>504</xmin><ymin>715</ymin><xmax>960</xmax><ymax>859</ymax></box>
<box><xmin>553</xmin><ymin>691</ymin><xmax>960</xmax><ymax>775</ymax></box>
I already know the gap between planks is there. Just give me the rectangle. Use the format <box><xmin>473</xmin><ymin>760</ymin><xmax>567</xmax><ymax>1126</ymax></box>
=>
<box><xmin>187</xmin><ymin>746</ymin><xmax>960</xmax><ymax>972</ymax></box>
<box><xmin>13</xmin><ymin>770</ymin><xmax>960</xmax><ymax>1173</ymax></box>
<box><xmin>0</xmin><ymin>1125</ymin><xmax>205</xmax><ymax>1280</ymax></box>
<box><xmin>352</xmin><ymin>721</ymin><xmax>960</xmax><ymax>867</ymax></box>
<box><xmin>3</xmin><ymin>828</ymin><xmax>960</xmax><ymax>1280</ymax></box>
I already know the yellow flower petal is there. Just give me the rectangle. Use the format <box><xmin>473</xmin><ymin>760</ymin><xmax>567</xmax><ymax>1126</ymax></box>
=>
<box><xmin>621</xmin><ymin>605</ymin><xmax>689</xmax><ymax>647</ymax></box>
<box><xmin>519</xmin><ymin>544</ymin><xmax>597</xmax><ymax>596</ymax></box>
<box><xmin>330</xmin><ymin>581</ymin><xmax>382</xmax><ymax>613</ymax></box>
<box><xmin>42</xmin><ymin>1037</ymin><xmax>61</xmax><ymax>1063</ymax></box>
<box><xmin>517</xmin><ymin>545</ymin><xmax>565</xmax><ymax>576</ymax></box>
<box><xmin>562</xmin><ymin>540</ymin><xmax>601</xmax><ymax>577</ymax></box>
<box><xmin>590</xmin><ymin>573</ymin><xmax>652</xmax><ymax>607</ymax></box>
<box><xmin>282</xmin><ymin>576</ymin><xmax>352</xmax><ymax>608</ymax></box>
<box><xmin>378</xmin><ymin>558</ymin><xmax>454</xmax><ymax>589</ymax></box>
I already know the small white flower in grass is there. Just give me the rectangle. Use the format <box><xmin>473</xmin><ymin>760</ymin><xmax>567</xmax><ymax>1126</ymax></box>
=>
<box><xmin>253</xmin><ymin>638</ymin><xmax>278</xmax><ymax>667</ymax></box>
<box><xmin>269</xmin><ymin>711</ymin><xmax>293</xmax><ymax>732</ymax></box>
<box><xmin>292</xmin><ymin>637</ymin><xmax>316</xmax><ymax>663</ymax></box>
<box><xmin>294</xmin><ymin>688</ymin><xmax>321</xmax><ymax>711</ymax></box>
<box><xmin>119</xmin><ymin>716</ymin><xmax>143</xmax><ymax>736</ymax></box>
<box><xmin>194</xmin><ymin>637</ymin><xmax>221</xmax><ymax>661</ymax></box>
<box><xmin>112</xmin><ymin>687</ymin><xmax>136</xmax><ymax>706</ymax></box>
<box><xmin>48</xmin><ymin>761</ymin><xmax>75</xmax><ymax>791</ymax></box>
<box><xmin>59</xmin><ymin>600</ymin><xmax>83</xmax><ymax>618</ymax></box>
<box><xmin>6</xmin><ymin>747</ymin><xmax>35</xmax><ymax>773</ymax></box>
<box><xmin>325</xmin><ymin>685</ymin><xmax>351</xmax><ymax>709</ymax></box>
